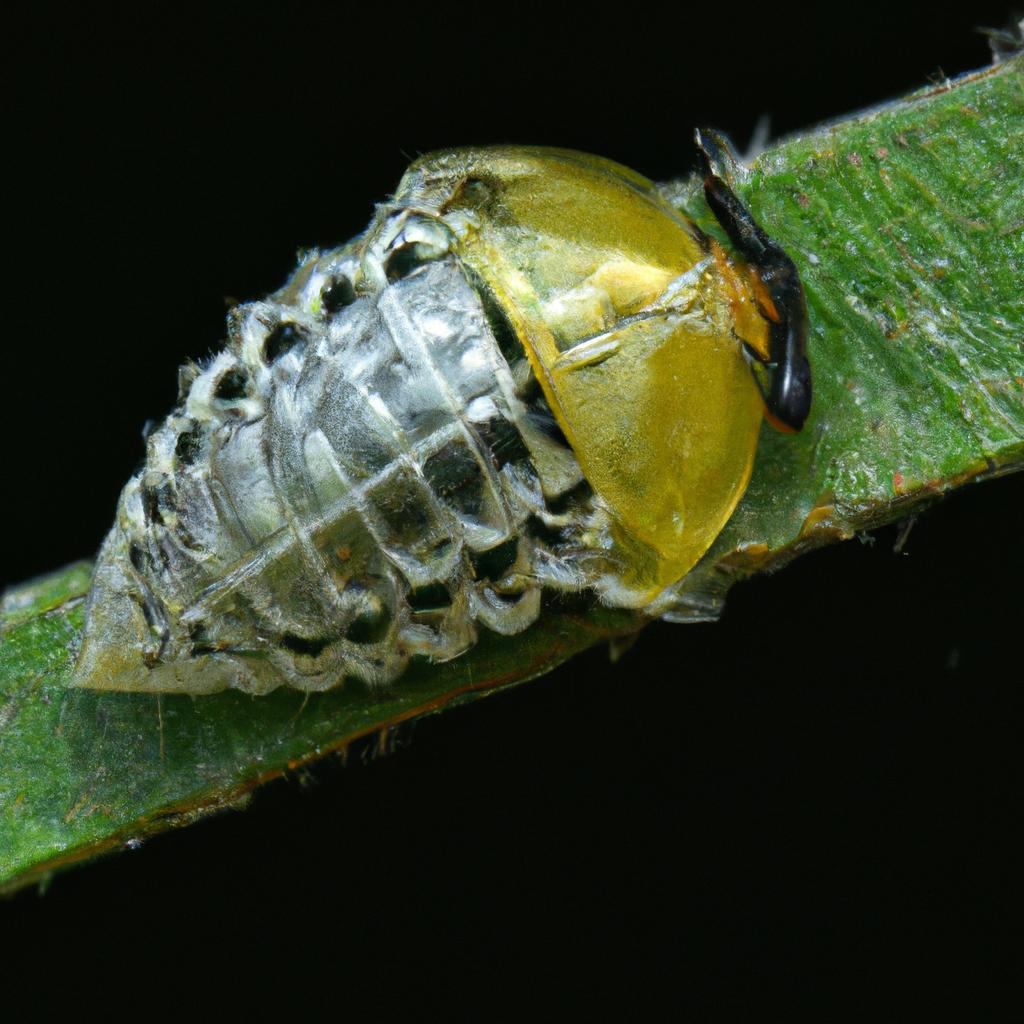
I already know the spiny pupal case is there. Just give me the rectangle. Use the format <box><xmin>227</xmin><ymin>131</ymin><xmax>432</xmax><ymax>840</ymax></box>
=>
<box><xmin>74</xmin><ymin>146</ymin><xmax>793</xmax><ymax>695</ymax></box>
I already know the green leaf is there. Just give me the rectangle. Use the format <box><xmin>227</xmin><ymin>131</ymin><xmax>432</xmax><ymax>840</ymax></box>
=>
<box><xmin>1</xmin><ymin>57</ymin><xmax>1021</xmax><ymax>893</ymax></box>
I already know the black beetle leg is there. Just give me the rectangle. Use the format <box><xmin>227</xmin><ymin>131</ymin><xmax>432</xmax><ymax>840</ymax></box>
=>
<box><xmin>695</xmin><ymin>128</ymin><xmax>812</xmax><ymax>432</ymax></box>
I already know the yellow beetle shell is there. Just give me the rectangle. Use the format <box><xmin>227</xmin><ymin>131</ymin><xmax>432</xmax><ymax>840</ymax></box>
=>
<box><xmin>390</xmin><ymin>147</ymin><xmax>772</xmax><ymax>603</ymax></box>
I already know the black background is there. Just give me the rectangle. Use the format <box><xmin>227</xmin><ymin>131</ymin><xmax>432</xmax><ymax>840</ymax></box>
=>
<box><xmin>4</xmin><ymin>1</ymin><xmax>1022</xmax><ymax>1013</ymax></box>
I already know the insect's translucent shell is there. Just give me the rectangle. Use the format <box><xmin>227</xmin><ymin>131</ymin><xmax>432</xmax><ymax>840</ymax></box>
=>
<box><xmin>72</xmin><ymin>146</ymin><xmax>777</xmax><ymax>695</ymax></box>
<box><xmin>394</xmin><ymin>147</ymin><xmax>771</xmax><ymax>600</ymax></box>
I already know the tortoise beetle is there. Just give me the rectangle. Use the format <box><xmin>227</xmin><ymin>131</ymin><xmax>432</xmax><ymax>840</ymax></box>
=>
<box><xmin>73</xmin><ymin>133</ymin><xmax>810</xmax><ymax>694</ymax></box>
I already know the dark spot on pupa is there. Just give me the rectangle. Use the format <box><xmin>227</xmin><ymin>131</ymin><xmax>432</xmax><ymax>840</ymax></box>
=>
<box><xmin>281</xmin><ymin>633</ymin><xmax>332</xmax><ymax>658</ymax></box>
<box><xmin>407</xmin><ymin>583</ymin><xmax>452</xmax><ymax>611</ymax></box>
<box><xmin>526</xmin><ymin>515</ymin><xmax>565</xmax><ymax>548</ymax></box>
<box><xmin>142</xmin><ymin>479</ymin><xmax>175</xmax><ymax>526</ymax></box>
<box><xmin>369</xmin><ymin>472</ymin><xmax>436</xmax><ymax>548</ymax></box>
<box><xmin>470</xmin><ymin>538</ymin><xmax>519</xmax><ymax>582</ymax></box>
<box><xmin>320</xmin><ymin>275</ymin><xmax>356</xmax><ymax>314</ymax></box>
<box><xmin>485</xmin><ymin>587</ymin><xmax>524</xmax><ymax>607</ymax></box>
<box><xmin>383</xmin><ymin>245</ymin><xmax>424</xmax><ymax>282</ymax></box>
<box><xmin>214</xmin><ymin>368</ymin><xmax>249</xmax><ymax>401</ymax></box>
<box><xmin>423</xmin><ymin>441</ymin><xmax>484</xmax><ymax>517</ymax></box>
<box><xmin>466</xmin><ymin>268</ymin><xmax>522</xmax><ymax>367</ymax></box>
<box><xmin>546</xmin><ymin>478</ymin><xmax>592</xmax><ymax>516</ymax></box>
<box><xmin>345</xmin><ymin>605</ymin><xmax>392</xmax><ymax>645</ymax></box>
<box><xmin>175</xmin><ymin>424</ymin><xmax>202</xmax><ymax>465</ymax></box>
<box><xmin>128</xmin><ymin>543</ymin><xmax>147</xmax><ymax>574</ymax></box>
<box><xmin>262</xmin><ymin>322</ymin><xmax>307</xmax><ymax>364</ymax></box>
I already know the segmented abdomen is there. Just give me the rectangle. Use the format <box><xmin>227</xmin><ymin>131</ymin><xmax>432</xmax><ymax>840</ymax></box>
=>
<box><xmin>75</xmin><ymin>253</ymin><xmax>598</xmax><ymax>694</ymax></box>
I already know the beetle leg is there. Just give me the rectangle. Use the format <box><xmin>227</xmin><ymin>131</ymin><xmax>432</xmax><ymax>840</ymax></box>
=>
<box><xmin>695</xmin><ymin>128</ymin><xmax>812</xmax><ymax>432</ymax></box>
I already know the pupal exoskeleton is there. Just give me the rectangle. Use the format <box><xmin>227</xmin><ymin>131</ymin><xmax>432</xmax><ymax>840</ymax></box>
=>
<box><xmin>73</xmin><ymin>142</ymin><xmax>810</xmax><ymax>695</ymax></box>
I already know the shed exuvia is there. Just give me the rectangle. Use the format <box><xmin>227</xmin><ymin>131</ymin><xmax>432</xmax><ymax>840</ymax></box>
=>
<box><xmin>73</xmin><ymin>138</ymin><xmax>810</xmax><ymax>695</ymax></box>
